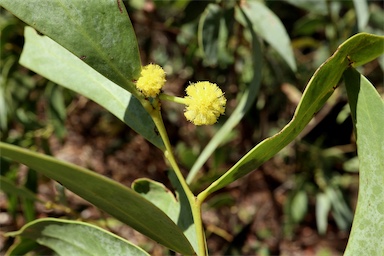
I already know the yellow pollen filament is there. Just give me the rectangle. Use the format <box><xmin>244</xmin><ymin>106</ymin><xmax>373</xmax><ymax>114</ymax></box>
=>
<box><xmin>184</xmin><ymin>81</ymin><xmax>226</xmax><ymax>125</ymax></box>
<box><xmin>136</xmin><ymin>64</ymin><xmax>166</xmax><ymax>97</ymax></box>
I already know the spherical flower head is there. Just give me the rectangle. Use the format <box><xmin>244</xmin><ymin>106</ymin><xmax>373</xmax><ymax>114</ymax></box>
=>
<box><xmin>184</xmin><ymin>81</ymin><xmax>226</xmax><ymax>125</ymax></box>
<box><xmin>136</xmin><ymin>64</ymin><xmax>166</xmax><ymax>97</ymax></box>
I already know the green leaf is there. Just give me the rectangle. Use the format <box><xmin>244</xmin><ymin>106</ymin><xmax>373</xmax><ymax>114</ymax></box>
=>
<box><xmin>0</xmin><ymin>142</ymin><xmax>195</xmax><ymax>255</ymax></box>
<box><xmin>45</xmin><ymin>83</ymin><xmax>67</xmax><ymax>139</ymax></box>
<box><xmin>187</xmin><ymin>6</ymin><xmax>263</xmax><ymax>184</ymax></box>
<box><xmin>1</xmin><ymin>0</ymin><xmax>141</xmax><ymax>92</ymax></box>
<box><xmin>20</xmin><ymin>26</ymin><xmax>163</xmax><ymax>149</ymax></box>
<box><xmin>0</xmin><ymin>55</ymin><xmax>17</xmax><ymax>132</ymax></box>
<box><xmin>282</xmin><ymin>0</ymin><xmax>328</xmax><ymax>15</ymax></box>
<box><xmin>326</xmin><ymin>187</ymin><xmax>353</xmax><ymax>230</ymax></box>
<box><xmin>132</xmin><ymin>177</ymin><xmax>198</xmax><ymax>253</ymax></box>
<box><xmin>0</xmin><ymin>176</ymin><xmax>41</xmax><ymax>202</ymax></box>
<box><xmin>291</xmin><ymin>191</ymin><xmax>308</xmax><ymax>223</ymax></box>
<box><xmin>198</xmin><ymin>4</ymin><xmax>234</xmax><ymax>67</ymax></box>
<box><xmin>6</xmin><ymin>238</ymin><xmax>41</xmax><ymax>256</ymax></box>
<box><xmin>343</xmin><ymin>68</ymin><xmax>384</xmax><ymax>255</ymax></box>
<box><xmin>199</xmin><ymin>33</ymin><xmax>384</xmax><ymax>199</ymax></box>
<box><xmin>198</xmin><ymin>4</ymin><xmax>222</xmax><ymax>66</ymax></box>
<box><xmin>240</xmin><ymin>1</ymin><xmax>297</xmax><ymax>71</ymax></box>
<box><xmin>353</xmin><ymin>0</ymin><xmax>369</xmax><ymax>31</ymax></box>
<box><xmin>316</xmin><ymin>192</ymin><xmax>331</xmax><ymax>235</ymax></box>
<box><xmin>6</xmin><ymin>218</ymin><xmax>150</xmax><ymax>256</ymax></box>
<box><xmin>132</xmin><ymin>178</ymin><xmax>180</xmax><ymax>221</ymax></box>
<box><xmin>168</xmin><ymin>171</ymin><xmax>200</xmax><ymax>254</ymax></box>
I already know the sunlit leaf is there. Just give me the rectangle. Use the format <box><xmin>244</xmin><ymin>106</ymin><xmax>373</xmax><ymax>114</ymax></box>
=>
<box><xmin>1</xmin><ymin>0</ymin><xmax>141</xmax><ymax>92</ymax></box>
<box><xmin>20</xmin><ymin>27</ymin><xmax>163</xmax><ymax>149</ymax></box>
<box><xmin>199</xmin><ymin>33</ymin><xmax>384</xmax><ymax>199</ymax></box>
<box><xmin>240</xmin><ymin>1</ymin><xmax>297</xmax><ymax>71</ymax></box>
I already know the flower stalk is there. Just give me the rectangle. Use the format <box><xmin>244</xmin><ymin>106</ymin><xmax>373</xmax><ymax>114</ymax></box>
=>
<box><xmin>149</xmin><ymin>102</ymin><xmax>207</xmax><ymax>256</ymax></box>
<box><xmin>134</xmin><ymin>64</ymin><xmax>227</xmax><ymax>255</ymax></box>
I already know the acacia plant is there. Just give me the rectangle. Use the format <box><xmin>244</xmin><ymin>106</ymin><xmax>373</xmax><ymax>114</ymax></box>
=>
<box><xmin>0</xmin><ymin>1</ymin><xmax>383</xmax><ymax>255</ymax></box>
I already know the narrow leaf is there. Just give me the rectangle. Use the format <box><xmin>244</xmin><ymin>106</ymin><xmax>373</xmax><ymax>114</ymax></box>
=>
<box><xmin>187</xmin><ymin>6</ymin><xmax>263</xmax><ymax>184</ymax></box>
<box><xmin>282</xmin><ymin>0</ymin><xmax>328</xmax><ymax>15</ymax></box>
<box><xmin>1</xmin><ymin>0</ymin><xmax>141</xmax><ymax>92</ymax></box>
<box><xmin>0</xmin><ymin>176</ymin><xmax>41</xmax><ymax>202</ymax></box>
<box><xmin>344</xmin><ymin>68</ymin><xmax>384</xmax><ymax>255</ymax></box>
<box><xmin>6</xmin><ymin>238</ymin><xmax>41</xmax><ymax>256</ymax></box>
<box><xmin>199</xmin><ymin>33</ymin><xmax>384</xmax><ymax>199</ymax></box>
<box><xmin>20</xmin><ymin>26</ymin><xmax>163</xmax><ymax>149</ymax></box>
<box><xmin>240</xmin><ymin>1</ymin><xmax>297</xmax><ymax>71</ymax></box>
<box><xmin>6</xmin><ymin>218</ymin><xmax>150</xmax><ymax>256</ymax></box>
<box><xmin>316</xmin><ymin>192</ymin><xmax>331</xmax><ymax>235</ymax></box>
<box><xmin>353</xmin><ymin>0</ymin><xmax>369</xmax><ymax>31</ymax></box>
<box><xmin>326</xmin><ymin>187</ymin><xmax>353</xmax><ymax>230</ymax></box>
<box><xmin>0</xmin><ymin>142</ymin><xmax>195</xmax><ymax>255</ymax></box>
<box><xmin>198</xmin><ymin>4</ymin><xmax>222</xmax><ymax>65</ymax></box>
<box><xmin>291</xmin><ymin>191</ymin><xmax>308</xmax><ymax>223</ymax></box>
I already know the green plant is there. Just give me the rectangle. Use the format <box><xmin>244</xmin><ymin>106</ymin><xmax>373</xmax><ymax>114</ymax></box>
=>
<box><xmin>1</xmin><ymin>8</ymin><xmax>71</xmax><ymax>228</ymax></box>
<box><xmin>1</xmin><ymin>1</ymin><xmax>383</xmax><ymax>255</ymax></box>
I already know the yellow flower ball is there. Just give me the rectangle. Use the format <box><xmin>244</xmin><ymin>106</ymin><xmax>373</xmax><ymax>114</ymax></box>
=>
<box><xmin>184</xmin><ymin>81</ymin><xmax>226</xmax><ymax>125</ymax></box>
<box><xmin>136</xmin><ymin>64</ymin><xmax>166</xmax><ymax>97</ymax></box>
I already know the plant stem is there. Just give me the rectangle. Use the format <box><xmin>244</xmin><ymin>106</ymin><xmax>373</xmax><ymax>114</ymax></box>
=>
<box><xmin>192</xmin><ymin>197</ymin><xmax>207</xmax><ymax>256</ymax></box>
<box><xmin>145</xmin><ymin>98</ymin><xmax>207</xmax><ymax>255</ymax></box>
<box><xmin>149</xmin><ymin>101</ymin><xmax>192</xmax><ymax>198</ymax></box>
<box><xmin>159</xmin><ymin>93</ymin><xmax>187</xmax><ymax>105</ymax></box>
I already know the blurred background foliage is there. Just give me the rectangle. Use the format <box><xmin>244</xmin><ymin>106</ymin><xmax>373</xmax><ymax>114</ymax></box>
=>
<box><xmin>1</xmin><ymin>0</ymin><xmax>383</xmax><ymax>255</ymax></box>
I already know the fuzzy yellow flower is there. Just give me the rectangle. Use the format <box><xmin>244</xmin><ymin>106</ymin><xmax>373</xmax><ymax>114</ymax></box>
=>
<box><xmin>136</xmin><ymin>64</ymin><xmax>166</xmax><ymax>97</ymax></box>
<box><xmin>184</xmin><ymin>82</ymin><xmax>226</xmax><ymax>125</ymax></box>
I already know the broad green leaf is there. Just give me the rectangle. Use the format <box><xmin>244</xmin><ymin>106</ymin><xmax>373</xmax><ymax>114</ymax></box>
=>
<box><xmin>240</xmin><ymin>1</ymin><xmax>296</xmax><ymax>71</ymax></box>
<box><xmin>0</xmin><ymin>176</ymin><xmax>42</xmax><ymax>202</ymax></box>
<box><xmin>1</xmin><ymin>0</ymin><xmax>141</xmax><ymax>92</ymax></box>
<box><xmin>0</xmin><ymin>142</ymin><xmax>195</xmax><ymax>255</ymax></box>
<box><xmin>199</xmin><ymin>33</ymin><xmax>384</xmax><ymax>199</ymax></box>
<box><xmin>132</xmin><ymin>177</ymin><xmax>198</xmax><ymax>253</ymax></box>
<box><xmin>187</xmin><ymin>7</ymin><xmax>263</xmax><ymax>184</ymax></box>
<box><xmin>344</xmin><ymin>68</ymin><xmax>384</xmax><ymax>255</ymax></box>
<box><xmin>6</xmin><ymin>218</ymin><xmax>150</xmax><ymax>256</ymax></box>
<box><xmin>198</xmin><ymin>4</ymin><xmax>221</xmax><ymax>65</ymax></box>
<box><xmin>20</xmin><ymin>27</ymin><xmax>163</xmax><ymax>150</ymax></box>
